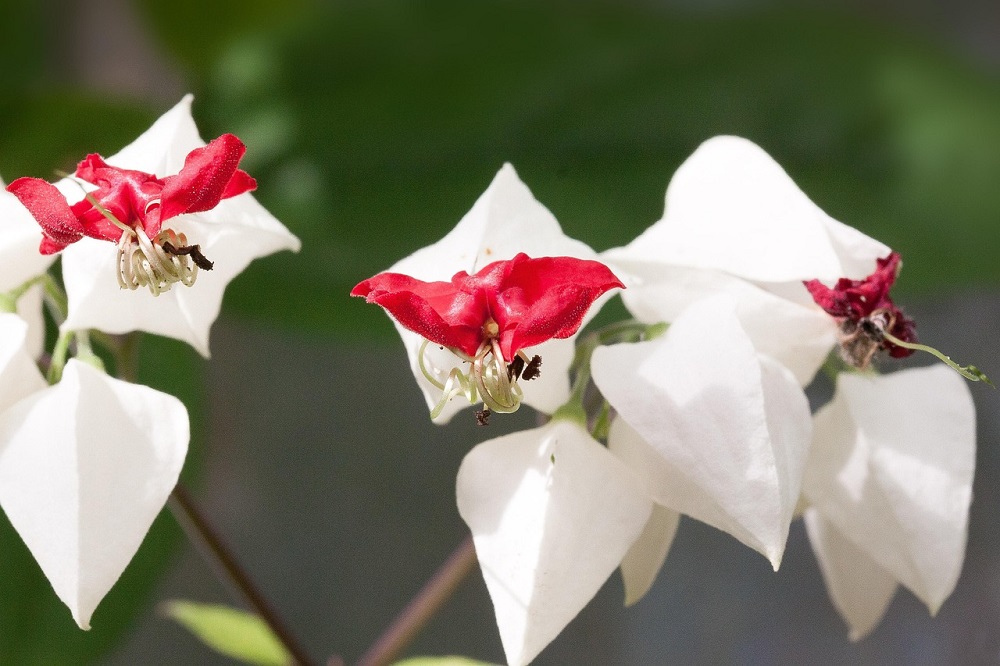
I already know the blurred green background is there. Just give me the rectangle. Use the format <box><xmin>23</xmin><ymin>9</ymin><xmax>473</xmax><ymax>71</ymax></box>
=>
<box><xmin>1</xmin><ymin>0</ymin><xmax>998</xmax><ymax>664</ymax></box>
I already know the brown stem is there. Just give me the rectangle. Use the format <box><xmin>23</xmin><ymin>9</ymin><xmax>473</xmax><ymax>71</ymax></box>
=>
<box><xmin>168</xmin><ymin>483</ymin><xmax>317</xmax><ymax>666</ymax></box>
<box><xmin>355</xmin><ymin>535</ymin><xmax>478</xmax><ymax>666</ymax></box>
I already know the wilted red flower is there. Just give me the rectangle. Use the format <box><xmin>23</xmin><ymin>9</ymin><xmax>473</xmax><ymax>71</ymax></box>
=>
<box><xmin>804</xmin><ymin>252</ymin><xmax>916</xmax><ymax>366</ymax></box>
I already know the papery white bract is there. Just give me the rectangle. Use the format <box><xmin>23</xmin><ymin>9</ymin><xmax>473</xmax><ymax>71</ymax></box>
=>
<box><xmin>0</xmin><ymin>183</ymin><xmax>57</xmax><ymax>292</ymax></box>
<box><xmin>57</xmin><ymin>95</ymin><xmax>301</xmax><ymax>357</ymax></box>
<box><xmin>602</xmin><ymin>135</ymin><xmax>892</xmax><ymax>385</ymax></box>
<box><xmin>802</xmin><ymin>365</ymin><xmax>975</xmax><ymax>639</ymax></box>
<box><xmin>0</xmin><ymin>359</ymin><xmax>189</xmax><ymax>629</ymax></box>
<box><xmin>380</xmin><ymin>163</ymin><xmax>606</xmax><ymax>423</ymax></box>
<box><xmin>0</xmin><ymin>313</ymin><xmax>47</xmax><ymax>410</ymax></box>
<box><xmin>592</xmin><ymin>296</ymin><xmax>813</xmax><ymax>572</ymax></box>
<box><xmin>456</xmin><ymin>419</ymin><xmax>651</xmax><ymax>666</ymax></box>
<box><xmin>0</xmin><ymin>184</ymin><xmax>56</xmax><ymax>356</ymax></box>
<box><xmin>613</xmin><ymin>135</ymin><xmax>890</xmax><ymax>283</ymax></box>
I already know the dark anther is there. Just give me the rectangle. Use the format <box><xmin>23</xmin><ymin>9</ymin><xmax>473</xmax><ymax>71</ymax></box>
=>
<box><xmin>163</xmin><ymin>241</ymin><xmax>215</xmax><ymax>270</ymax></box>
<box><xmin>475</xmin><ymin>408</ymin><xmax>492</xmax><ymax>426</ymax></box>
<box><xmin>522</xmin><ymin>355</ymin><xmax>542</xmax><ymax>381</ymax></box>
<box><xmin>859</xmin><ymin>318</ymin><xmax>884</xmax><ymax>341</ymax></box>
<box><xmin>507</xmin><ymin>355</ymin><xmax>525</xmax><ymax>382</ymax></box>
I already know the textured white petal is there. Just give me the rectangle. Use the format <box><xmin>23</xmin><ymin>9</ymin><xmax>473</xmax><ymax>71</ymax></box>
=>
<box><xmin>105</xmin><ymin>94</ymin><xmax>203</xmax><ymax>175</ymax></box>
<box><xmin>16</xmin><ymin>285</ymin><xmax>46</xmax><ymax>359</ymax></box>
<box><xmin>604</xmin><ymin>257</ymin><xmax>837</xmax><ymax>385</ymax></box>
<box><xmin>0</xmin><ymin>360</ymin><xmax>189</xmax><ymax>628</ymax></box>
<box><xmin>456</xmin><ymin>420</ymin><xmax>651</xmax><ymax>666</ymax></box>
<box><xmin>593</xmin><ymin>296</ymin><xmax>812</xmax><ymax>568</ymax></box>
<box><xmin>803</xmin><ymin>366</ymin><xmax>975</xmax><ymax>614</ymax></box>
<box><xmin>57</xmin><ymin>96</ymin><xmax>300</xmax><ymax>357</ymax></box>
<box><xmin>804</xmin><ymin>508</ymin><xmax>898</xmax><ymax>641</ymax></box>
<box><xmin>0</xmin><ymin>188</ymin><xmax>56</xmax><ymax>291</ymax></box>
<box><xmin>385</xmin><ymin>164</ymin><xmax>601</xmax><ymax>423</ymax></box>
<box><xmin>611</xmin><ymin>136</ymin><xmax>889</xmax><ymax>282</ymax></box>
<box><xmin>0</xmin><ymin>313</ymin><xmax>46</xmax><ymax>410</ymax></box>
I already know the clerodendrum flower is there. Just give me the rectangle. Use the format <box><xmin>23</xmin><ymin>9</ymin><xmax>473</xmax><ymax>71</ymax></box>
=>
<box><xmin>0</xmin><ymin>314</ymin><xmax>189</xmax><ymax>629</ymax></box>
<box><xmin>353</xmin><ymin>251</ymin><xmax>622</xmax><ymax>423</ymax></box>
<box><xmin>602</xmin><ymin>134</ymin><xmax>980</xmax><ymax>636</ymax></box>
<box><xmin>456</xmin><ymin>418</ymin><xmax>652</xmax><ymax>666</ymax></box>
<box><xmin>352</xmin><ymin>164</ymin><xmax>619</xmax><ymax>423</ymax></box>
<box><xmin>6</xmin><ymin>95</ymin><xmax>300</xmax><ymax>357</ymax></box>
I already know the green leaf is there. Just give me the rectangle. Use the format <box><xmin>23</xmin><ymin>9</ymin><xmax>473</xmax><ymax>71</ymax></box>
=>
<box><xmin>393</xmin><ymin>657</ymin><xmax>500</xmax><ymax>666</ymax></box>
<box><xmin>162</xmin><ymin>601</ymin><xmax>291</xmax><ymax>666</ymax></box>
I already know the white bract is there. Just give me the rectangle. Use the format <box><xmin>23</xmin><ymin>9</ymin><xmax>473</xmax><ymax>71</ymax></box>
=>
<box><xmin>0</xmin><ymin>359</ymin><xmax>188</xmax><ymax>629</ymax></box>
<box><xmin>802</xmin><ymin>366</ymin><xmax>975</xmax><ymax>640</ymax></box>
<box><xmin>456</xmin><ymin>418</ymin><xmax>651</xmax><ymax>666</ymax></box>
<box><xmin>0</xmin><ymin>313</ymin><xmax>48</xmax><ymax>410</ymax></box>
<box><xmin>382</xmin><ymin>163</ymin><xmax>604</xmax><ymax>423</ymax></box>
<box><xmin>57</xmin><ymin>95</ymin><xmax>301</xmax><ymax>357</ymax></box>
<box><xmin>0</xmin><ymin>182</ymin><xmax>57</xmax><ymax>292</ymax></box>
<box><xmin>603</xmin><ymin>135</ymin><xmax>891</xmax><ymax>385</ymax></box>
<box><xmin>592</xmin><ymin>296</ymin><xmax>812</xmax><ymax>576</ymax></box>
<box><xmin>0</xmin><ymin>183</ymin><xmax>56</xmax><ymax>356</ymax></box>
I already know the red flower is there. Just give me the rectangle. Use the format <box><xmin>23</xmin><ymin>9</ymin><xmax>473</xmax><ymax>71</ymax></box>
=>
<box><xmin>6</xmin><ymin>134</ymin><xmax>255</xmax><ymax>255</ymax></box>
<box><xmin>353</xmin><ymin>253</ymin><xmax>624</xmax><ymax>362</ymax></box>
<box><xmin>804</xmin><ymin>252</ymin><xmax>916</xmax><ymax>363</ymax></box>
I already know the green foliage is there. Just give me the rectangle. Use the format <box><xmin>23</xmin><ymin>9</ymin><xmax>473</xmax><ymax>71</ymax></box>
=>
<box><xmin>193</xmin><ymin>2</ymin><xmax>1000</xmax><ymax>339</ymax></box>
<box><xmin>163</xmin><ymin>600</ymin><xmax>292</xmax><ymax>666</ymax></box>
<box><xmin>4</xmin><ymin>3</ymin><xmax>1000</xmax><ymax>346</ymax></box>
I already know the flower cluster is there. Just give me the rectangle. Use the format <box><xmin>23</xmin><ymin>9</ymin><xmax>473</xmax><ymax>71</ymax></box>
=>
<box><xmin>356</xmin><ymin>138</ymin><xmax>984</xmax><ymax>665</ymax></box>
<box><xmin>0</xmin><ymin>95</ymin><xmax>299</xmax><ymax>628</ymax></box>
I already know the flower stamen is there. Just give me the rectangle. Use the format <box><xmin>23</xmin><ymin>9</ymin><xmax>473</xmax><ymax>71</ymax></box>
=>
<box><xmin>117</xmin><ymin>226</ymin><xmax>204</xmax><ymax>296</ymax></box>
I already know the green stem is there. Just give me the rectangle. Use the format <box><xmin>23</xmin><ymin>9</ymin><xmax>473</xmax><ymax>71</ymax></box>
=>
<box><xmin>882</xmin><ymin>331</ymin><xmax>994</xmax><ymax>387</ymax></box>
<box><xmin>47</xmin><ymin>330</ymin><xmax>73</xmax><ymax>384</ymax></box>
<box><xmin>552</xmin><ymin>319</ymin><xmax>668</xmax><ymax>434</ymax></box>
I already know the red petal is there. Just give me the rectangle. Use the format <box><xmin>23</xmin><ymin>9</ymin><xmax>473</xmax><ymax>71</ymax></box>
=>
<box><xmin>492</xmin><ymin>255</ymin><xmax>624</xmax><ymax>358</ymax></box>
<box><xmin>159</xmin><ymin>134</ymin><xmax>255</xmax><ymax>221</ymax></box>
<box><xmin>352</xmin><ymin>273</ymin><xmax>486</xmax><ymax>356</ymax></box>
<box><xmin>6</xmin><ymin>177</ymin><xmax>83</xmax><ymax>250</ymax></box>
<box><xmin>353</xmin><ymin>254</ymin><xmax>624</xmax><ymax>361</ymax></box>
<box><xmin>75</xmin><ymin>153</ymin><xmax>166</xmax><ymax>238</ymax></box>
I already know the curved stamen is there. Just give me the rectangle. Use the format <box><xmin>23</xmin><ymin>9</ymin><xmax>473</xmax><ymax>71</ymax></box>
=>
<box><xmin>116</xmin><ymin>226</ymin><xmax>202</xmax><ymax>295</ymax></box>
<box><xmin>419</xmin><ymin>337</ymin><xmax>532</xmax><ymax>420</ymax></box>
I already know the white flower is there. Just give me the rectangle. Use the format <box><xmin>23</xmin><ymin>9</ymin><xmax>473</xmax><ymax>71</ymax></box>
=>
<box><xmin>591</xmin><ymin>296</ymin><xmax>813</xmax><ymax>581</ymax></box>
<box><xmin>0</xmin><ymin>183</ymin><xmax>55</xmax><ymax>356</ymax></box>
<box><xmin>0</xmin><ymin>182</ymin><xmax>57</xmax><ymax>292</ymax></box>
<box><xmin>602</xmin><ymin>135</ymin><xmax>891</xmax><ymax>385</ymax></box>
<box><xmin>0</xmin><ymin>313</ymin><xmax>48</xmax><ymax>410</ymax></box>
<box><xmin>376</xmin><ymin>163</ymin><xmax>607</xmax><ymax>423</ymax></box>
<box><xmin>0</xmin><ymin>352</ymin><xmax>188</xmax><ymax>629</ymax></box>
<box><xmin>802</xmin><ymin>366</ymin><xmax>975</xmax><ymax>640</ymax></box>
<box><xmin>56</xmin><ymin>95</ymin><xmax>301</xmax><ymax>357</ymax></box>
<box><xmin>456</xmin><ymin>418</ymin><xmax>652</xmax><ymax>666</ymax></box>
